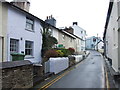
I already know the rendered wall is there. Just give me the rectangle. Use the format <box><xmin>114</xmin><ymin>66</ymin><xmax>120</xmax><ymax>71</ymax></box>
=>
<box><xmin>58</xmin><ymin>31</ymin><xmax>75</xmax><ymax>49</ymax></box>
<box><xmin>7</xmin><ymin>6</ymin><xmax>42</xmax><ymax>63</ymax></box>
<box><xmin>0</xmin><ymin>3</ymin><xmax>8</xmax><ymax>62</ymax></box>
<box><xmin>0</xmin><ymin>2</ymin><xmax>2</xmax><ymax>36</ymax></box>
<box><xmin>49</xmin><ymin>57</ymin><xmax>69</xmax><ymax>74</ymax></box>
<box><xmin>106</xmin><ymin>2</ymin><xmax>119</xmax><ymax>72</ymax></box>
<box><xmin>118</xmin><ymin>2</ymin><xmax>120</xmax><ymax>72</ymax></box>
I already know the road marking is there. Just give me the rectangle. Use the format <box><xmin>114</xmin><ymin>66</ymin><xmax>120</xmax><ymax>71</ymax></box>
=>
<box><xmin>106</xmin><ymin>71</ymin><xmax>110</xmax><ymax>90</ymax></box>
<box><xmin>39</xmin><ymin>61</ymin><xmax>83</xmax><ymax>90</ymax></box>
<box><xmin>43</xmin><ymin>71</ymin><xmax>70</xmax><ymax>89</ymax></box>
<box><xmin>40</xmin><ymin>70</ymin><xmax>69</xmax><ymax>89</ymax></box>
<box><xmin>100</xmin><ymin>54</ymin><xmax>105</xmax><ymax>88</ymax></box>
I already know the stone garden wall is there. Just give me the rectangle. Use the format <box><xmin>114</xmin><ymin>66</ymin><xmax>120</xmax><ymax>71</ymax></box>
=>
<box><xmin>0</xmin><ymin>60</ymin><xmax>33</xmax><ymax>89</ymax></box>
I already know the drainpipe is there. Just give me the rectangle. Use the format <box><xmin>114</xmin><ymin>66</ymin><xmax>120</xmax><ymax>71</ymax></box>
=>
<box><xmin>7</xmin><ymin>34</ymin><xmax>9</xmax><ymax>61</ymax></box>
<box><xmin>2</xmin><ymin>37</ymin><xmax>3</xmax><ymax>62</ymax></box>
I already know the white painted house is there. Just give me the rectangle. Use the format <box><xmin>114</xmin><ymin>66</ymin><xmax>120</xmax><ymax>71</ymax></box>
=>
<box><xmin>86</xmin><ymin>36</ymin><xmax>103</xmax><ymax>50</ymax></box>
<box><xmin>1</xmin><ymin>1</ymin><xmax>43</xmax><ymax>63</ymax></box>
<box><xmin>103</xmin><ymin>0</ymin><xmax>120</xmax><ymax>73</ymax></box>
<box><xmin>71</xmin><ymin>22</ymin><xmax>87</xmax><ymax>51</ymax></box>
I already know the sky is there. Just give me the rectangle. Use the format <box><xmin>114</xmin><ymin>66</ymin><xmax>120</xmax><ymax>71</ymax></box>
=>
<box><xmin>6</xmin><ymin>0</ymin><xmax>110</xmax><ymax>38</ymax></box>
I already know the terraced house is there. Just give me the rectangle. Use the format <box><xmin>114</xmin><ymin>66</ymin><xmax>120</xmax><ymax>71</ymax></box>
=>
<box><xmin>0</xmin><ymin>0</ymin><xmax>87</xmax><ymax>63</ymax></box>
<box><xmin>71</xmin><ymin>22</ymin><xmax>87</xmax><ymax>51</ymax></box>
<box><xmin>44</xmin><ymin>16</ymin><xmax>77</xmax><ymax>51</ymax></box>
<box><xmin>0</xmin><ymin>1</ymin><xmax>8</xmax><ymax>62</ymax></box>
<box><xmin>0</xmin><ymin>0</ymin><xmax>43</xmax><ymax>63</ymax></box>
<box><xmin>103</xmin><ymin>0</ymin><xmax>120</xmax><ymax>74</ymax></box>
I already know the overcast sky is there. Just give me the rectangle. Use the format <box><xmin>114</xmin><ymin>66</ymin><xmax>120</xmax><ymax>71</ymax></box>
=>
<box><xmin>7</xmin><ymin>0</ymin><xmax>110</xmax><ymax>38</ymax></box>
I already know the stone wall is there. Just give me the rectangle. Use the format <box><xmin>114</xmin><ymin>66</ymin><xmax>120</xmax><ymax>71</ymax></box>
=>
<box><xmin>0</xmin><ymin>60</ymin><xmax>33</xmax><ymax>89</ymax></box>
<box><xmin>33</xmin><ymin>64</ymin><xmax>43</xmax><ymax>77</ymax></box>
<box><xmin>33</xmin><ymin>64</ymin><xmax>44</xmax><ymax>86</ymax></box>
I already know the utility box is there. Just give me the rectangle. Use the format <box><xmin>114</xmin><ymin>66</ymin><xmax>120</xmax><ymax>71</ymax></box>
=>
<box><xmin>11</xmin><ymin>53</ymin><xmax>25</xmax><ymax>61</ymax></box>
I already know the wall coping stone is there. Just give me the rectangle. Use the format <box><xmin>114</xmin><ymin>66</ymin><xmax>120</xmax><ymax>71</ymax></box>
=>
<box><xmin>33</xmin><ymin>64</ymin><xmax>42</xmax><ymax>67</ymax></box>
<box><xmin>0</xmin><ymin>60</ymin><xmax>33</xmax><ymax>69</ymax></box>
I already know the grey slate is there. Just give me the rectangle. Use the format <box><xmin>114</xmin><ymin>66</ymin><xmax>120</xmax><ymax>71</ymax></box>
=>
<box><xmin>0</xmin><ymin>60</ymin><xmax>32</xmax><ymax>69</ymax></box>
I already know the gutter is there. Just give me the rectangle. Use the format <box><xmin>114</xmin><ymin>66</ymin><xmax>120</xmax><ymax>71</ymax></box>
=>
<box><xmin>103</xmin><ymin>2</ymin><xmax>113</xmax><ymax>40</ymax></box>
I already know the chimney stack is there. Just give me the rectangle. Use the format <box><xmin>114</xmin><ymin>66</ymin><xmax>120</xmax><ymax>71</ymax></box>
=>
<box><xmin>64</xmin><ymin>27</ymin><xmax>74</xmax><ymax>34</ymax></box>
<box><xmin>73</xmin><ymin>22</ymin><xmax>78</xmax><ymax>25</ymax></box>
<box><xmin>11</xmin><ymin>0</ymin><xmax>30</xmax><ymax>12</ymax></box>
<box><xmin>45</xmin><ymin>15</ymin><xmax>56</xmax><ymax>27</ymax></box>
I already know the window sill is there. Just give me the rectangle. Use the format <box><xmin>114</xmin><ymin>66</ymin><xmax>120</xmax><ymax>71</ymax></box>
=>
<box><xmin>25</xmin><ymin>55</ymin><xmax>34</xmax><ymax>59</ymax></box>
<box><xmin>25</xmin><ymin>29</ymin><xmax>35</xmax><ymax>32</ymax></box>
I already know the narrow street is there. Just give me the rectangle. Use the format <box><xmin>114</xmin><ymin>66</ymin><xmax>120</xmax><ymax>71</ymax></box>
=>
<box><xmin>35</xmin><ymin>51</ymin><xmax>105</xmax><ymax>89</ymax></box>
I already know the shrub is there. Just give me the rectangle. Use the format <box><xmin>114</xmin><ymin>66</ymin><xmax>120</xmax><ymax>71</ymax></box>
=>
<box><xmin>60</xmin><ymin>48</ymin><xmax>71</xmax><ymax>57</ymax></box>
<box><xmin>56</xmin><ymin>50</ymin><xmax>64</xmax><ymax>57</ymax></box>
<box><xmin>68</xmin><ymin>47</ymin><xmax>75</xmax><ymax>54</ymax></box>
<box><xmin>44</xmin><ymin>49</ymin><xmax>58</xmax><ymax>58</ymax></box>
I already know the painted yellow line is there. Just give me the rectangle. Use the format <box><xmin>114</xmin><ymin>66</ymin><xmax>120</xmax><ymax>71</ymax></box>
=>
<box><xmin>106</xmin><ymin>71</ymin><xmax>110</xmax><ymax>90</ymax></box>
<box><xmin>40</xmin><ymin>71</ymin><xmax>69</xmax><ymax>90</ymax></box>
<box><xmin>40</xmin><ymin>75</ymin><xmax>63</xmax><ymax>89</ymax></box>
<box><xmin>40</xmin><ymin>69</ymin><xmax>72</xmax><ymax>89</ymax></box>
<box><xmin>39</xmin><ymin>61</ymin><xmax>83</xmax><ymax>90</ymax></box>
<box><xmin>44</xmin><ymin>71</ymin><xmax>70</xmax><ymax>89</ymax></box>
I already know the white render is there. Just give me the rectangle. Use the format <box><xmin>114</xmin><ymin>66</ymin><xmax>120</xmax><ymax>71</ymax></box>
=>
<box><xmin>0</xmin><ymin>2</ymin><xmax>2</xmax><ymax>61</ymax></box>
<box><xmin>104</xmin><ymin>1</ymin><xmax>120</xmax><ymax>72</ymax></box>
<box><xmin>0</xmin><ymin>2</ymin><xmax>8</xmax><ymax>62</ymax></box>
<box><xmin>49</xmin><ymin>57</ymin><xmax>69</xmax><ymax>74</ymax></box>
<box><xmin>7</xmin><ymin>6</ymin><xmax>42</xmax><ymax>63</ymax></box>
<box><xmin>72</xmin><ymin>24</ymin><xmax>86</xmax><ymax>51</ymax></box>
<box><xmin>86</xmin><ymin>36</ymin><xmax>103</xmax><ymax>51</ymax></box>
<box><xmin>97</xmin><ymin>41</ymin><xmax>104</xmax><ymax>53</ymax></box>
<box><xmin>52</xmin><ymin>28</ymin><xmax>59</xmax><ymax>41</ymax></box>
<box><xmin>74</xmin><ymin>55</ymin><xmax>83</xmax><ymax>63</ymax></box>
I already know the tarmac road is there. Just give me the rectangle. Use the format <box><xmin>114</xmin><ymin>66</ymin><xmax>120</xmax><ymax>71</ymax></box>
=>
<box><xmin>35</xmin><ymin>51</ymin><xmax>105</xmax><ymax>89</ymax></box>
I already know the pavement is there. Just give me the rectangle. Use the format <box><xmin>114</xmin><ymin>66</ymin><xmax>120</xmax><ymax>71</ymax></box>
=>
<box><xmin>32</xmin><ymin>50</ymin><xmax>112</xmax><ymax>89</ymax></box>
<box><xmin>104</xmin><ymin>56</ymin><xmax>120</xmax><ymax>89</ymax></box>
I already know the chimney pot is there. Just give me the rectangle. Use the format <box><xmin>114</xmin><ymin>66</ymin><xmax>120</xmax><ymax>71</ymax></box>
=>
<box><xmin>49</xmin><ymin>16</ymin><xmax>51</xmax><ymax>19</ymax></box>
<box><xmin>47</xmin><ymin>16</ymin><xmax>48</xmax><ymax>20</ymax></box>
<box><xmin>51</xmin><ymin>15</ymin><xmax>52</xmax><ymax>18</ymax></box>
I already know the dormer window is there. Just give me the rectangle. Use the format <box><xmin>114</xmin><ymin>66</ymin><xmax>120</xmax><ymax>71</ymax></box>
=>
<box><xmin>26</xmin><ymin>17</ymin><xmax>34</xmax><ymax>31</ymax></box>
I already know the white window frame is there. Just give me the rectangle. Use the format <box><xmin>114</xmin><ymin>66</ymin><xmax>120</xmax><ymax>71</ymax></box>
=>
<box><xmin>25</xmin><ymin>41</ymin><xmax>33</xmax><ymax>56</ymax></box>
<box><xmin>10</xmin><ymin>39</ymin><xmax>19</xmax><ymax>53</ymax></box>
<box><xmin>48</xmin><ymin>28</ymin><xmax>53</xmax><ymax>36</ymax></box>
<box><xmin>62</xmin><ymin>34</ymin><xmax>65</xmax><ymax>41</ymax></box>
<box><xmin>26</xmin><ymin>17</ymin><xmax>34</xmax><ymax>31</ymax></box>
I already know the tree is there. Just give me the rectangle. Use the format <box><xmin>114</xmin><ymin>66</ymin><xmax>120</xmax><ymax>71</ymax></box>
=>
<box><xmin>41</xmin><ymin>27</ymin><xmax>58</xmax><ymax>57</ymax></box>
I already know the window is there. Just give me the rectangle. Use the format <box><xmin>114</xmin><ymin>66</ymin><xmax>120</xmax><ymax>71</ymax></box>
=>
<box><xmin>62</xmin><ymin>34</ymin><xmax>65</xmax><ymax>40</ymax></box>
<box><xmin>48</xmin><ymin>28</ymin><xmax>53</xmax><ymax>36</ymax></box>
<box><xmin>10</xmin><ymin>39</ymin><xmax>19</xmax><ymax>53</ymax></box>
<box><xmin>26</xmin><ymin>17</ymin><xmax>34</xmax><ymax>31</ymax></box>
<box><xmin>25</xmin><ymin>41</ymin><xmax>33</xmax><ymax>56</ymax></box>
<box><xmin>81</xmin><ymin>31</ymin><xmax>83</xmax><ymax>34</ymax></box>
